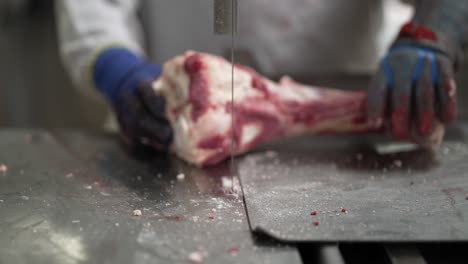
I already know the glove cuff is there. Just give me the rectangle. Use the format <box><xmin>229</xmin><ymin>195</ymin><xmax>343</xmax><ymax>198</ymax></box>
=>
<box><xmin>93</xmin><ymin>48</ymin><xmax>162</xmax><ymax>106</ymax></box>
<box><xmin>392</xmin><ymin>22</ymin><xmax>464</xmax><ymax>69</ymax></box>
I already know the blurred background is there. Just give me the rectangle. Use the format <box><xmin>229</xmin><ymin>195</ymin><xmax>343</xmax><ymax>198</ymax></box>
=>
<box><xmin>0</xmin><ymin>0</ymin><xmax>108</xmax><ymax>129</ymax></box>
<box><xmin>1</xmin><ymin>0</ymin><xmax>467</xmax><ymax>130</ymax></box>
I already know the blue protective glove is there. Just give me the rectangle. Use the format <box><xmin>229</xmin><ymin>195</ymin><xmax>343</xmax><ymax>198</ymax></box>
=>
<box><xmin>93</xmin><ymin>48</ymin><xmax>173</xmax><ymax>150</ymax></box>
<box><xmin>368</xmin><ymin>0</ymin><xmax>468</xmax><ymax>142</ymax></box>
<box><xmin>368</xmin><ymin>22</ymin><xmax>459</xmax><ymax>141</ymax></box>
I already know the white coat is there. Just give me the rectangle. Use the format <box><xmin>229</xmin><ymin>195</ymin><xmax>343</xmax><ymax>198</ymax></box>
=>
<box><xmin>56</xmin><ymin>0</ymin><xmax>413</xmax><ymax>96</ymax></box>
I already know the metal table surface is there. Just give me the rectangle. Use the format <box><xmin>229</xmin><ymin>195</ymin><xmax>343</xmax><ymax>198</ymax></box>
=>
<box><xmin>0</xmin><ymin>130</ymin><xmax>300</xmax><ymax>264</ymax></box>
<box><xmin>238</xmin><ymin>124</ymin><xmax>468</xmax><ymax>242</ymax></box>
<box><xmin>2</xmin><ymin>73</ymin><xmax>468</xmax><ymax>263</ymax></box>
<box><xmin>232</xmin><ymin>72</ymin><xmax>468</xmax><ymax>244</ymax></box>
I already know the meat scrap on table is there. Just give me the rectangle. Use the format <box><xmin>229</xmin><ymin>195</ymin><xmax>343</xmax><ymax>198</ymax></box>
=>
<box><xmin>132</xmin><ymin>209</ymin><xmax>142</xmax><ymax>217</ymax></box>
<box><xmin>0</xmin><ymin>164</ymin><xmax>7</xmax><ymax>174</ymax></box>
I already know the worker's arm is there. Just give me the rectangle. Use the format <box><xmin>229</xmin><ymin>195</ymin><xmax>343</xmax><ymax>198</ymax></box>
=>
<box><xmin>56</xmin><ymin>0</ymin><xmax>172</xmax><ymax>149</ymax></box>
<box><xmin>368</xmin><ymin>0</ymin><xmax>468</xmax><ymax>141</ymax></box>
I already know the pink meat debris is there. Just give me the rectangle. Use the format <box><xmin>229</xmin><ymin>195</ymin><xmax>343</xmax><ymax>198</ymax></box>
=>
<box><xmin>153</xmin><ymin>51</ymin><xmax>445</xmax><ymax>167</ymax></box>
<box><xmin>165</xmin><ymin>215</ymin><xmax>184</xmax><ymax>221</ymax></box>
<box><xmin>0</xmin><ymin>164</ymin><xmax>7</xmax><ymax>174</ymax></box>
<box><xmin>188</xmin><ymin>252</ymin><xmax>203</xmax><ymax>263</ymax></box>
<box><xmin>176</xmin><ymin>173</ymin><xmax>186</xmax><ymax>181</ymax></box>
<box><xmin>189</xmin><ymin>247</ymin><xmax>208</xmax><ymax>263</ymax></box>
<box><xmin>341</xmin><ymin>208</ymin><xmax>347</xmax><ymax>213</ymax></box>
<box><xmin>310</xmin><ymin>211</ymin><xmax>317</xmax><ymax>216</ymax></box>
<box><xmin>313</xmin><ymin>221</ymin><xmax>320</xmax><ymax>226</ymax></box>
<box><xmin>133</xmin><ymin>210</ymin><xmax>142</xmax><ymax>217</ymax></box>
<box><xmin>228</xmin><ymin>247</ymin><xmax>239</xmax><ymax>255</ymax></box>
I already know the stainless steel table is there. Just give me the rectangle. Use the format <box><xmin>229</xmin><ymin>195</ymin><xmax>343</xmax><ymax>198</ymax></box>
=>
<box><xmin>2</xmin><ymin>74</ymin><xmax>468</xmax><ymax>263</ymax></box>
<box><xmin>238</xmin><ymin>126</ymin><xmax>468</xmax><ymax>242</ymax></box>
<box><xmin>0</xmin><ymin>130</ymin><xmax>300</xmax><ymax>264</ymax></box>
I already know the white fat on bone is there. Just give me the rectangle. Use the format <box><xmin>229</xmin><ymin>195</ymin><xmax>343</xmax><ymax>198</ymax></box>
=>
<box><xmin>153</xmin><ymin>51</ymin><xmax>444</xmax><ymax>167</ymax></box>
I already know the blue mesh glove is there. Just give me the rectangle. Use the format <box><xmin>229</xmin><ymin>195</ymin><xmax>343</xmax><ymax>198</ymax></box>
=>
<box><xmin>368</xmin><ymin>43</ymin><xmax>456</xmax><ymax>140</ymax></box>
<box><xmin>368</xmin><ymin>0</ymin><xmax>468</xmax><ymax>142</ymax></box>
<box><xmin>93</xmin><ymin>48</ymin><xmax>172</xmax><ymax>150</ymax></box>
<box><xmin>368</xmin><ymin>23</ymin><xmax>460</xmax><ymax>141</ymax></box>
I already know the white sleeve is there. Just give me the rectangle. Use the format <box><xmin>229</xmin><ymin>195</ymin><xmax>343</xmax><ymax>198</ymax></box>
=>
<box><xmin>55</xmin><ymin>0</ymin><xmax>145</xmax><ymax>93</ymax></box>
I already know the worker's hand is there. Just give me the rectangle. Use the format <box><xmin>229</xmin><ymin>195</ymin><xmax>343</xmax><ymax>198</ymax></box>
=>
<box><xmin>367</xmin><ymin>22</ymin><xmax>458</xmax><ymax>141</ymax></box>
<box><xmin>115</xmin><ymin>79</ymin><xmax>173</xmax><ymax>151</ymax></box>
<box><xmin>93</xmin><ymin>48</ymin><xmax>173</xmax><ymax>150</ymax></box>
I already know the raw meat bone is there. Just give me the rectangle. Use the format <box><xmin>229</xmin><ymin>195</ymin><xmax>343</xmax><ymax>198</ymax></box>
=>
<box><xmin>153</xmin><ymin>51</ymin><xmax>444</xmax><ymax>167</ymax></box>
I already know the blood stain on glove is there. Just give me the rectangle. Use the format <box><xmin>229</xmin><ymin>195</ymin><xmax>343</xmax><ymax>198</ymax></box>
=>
<box><xmin>418</xmin><ymin>112</ymin><xmax>434</xmax><ymax>136</ymax></box>
<box><xmin>391</xmin><ymin>107</ymin><xmax>410</xmax><ymax>139</ymax></box>
<box><xmin>442</xmin><ymin>79</ymin><xmax>457</xmax><ymax>123</ymax></box>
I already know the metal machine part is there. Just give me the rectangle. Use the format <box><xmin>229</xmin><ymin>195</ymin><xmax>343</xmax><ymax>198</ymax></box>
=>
<box><xmin>213</xmin><ymin>0</ymin><xmax>238</xmax><ymax>35</ymax></box>
<box><xmin>213</xmin><ymin>0</ymin><xmax>238</xmax><ymax>182</ymax></box>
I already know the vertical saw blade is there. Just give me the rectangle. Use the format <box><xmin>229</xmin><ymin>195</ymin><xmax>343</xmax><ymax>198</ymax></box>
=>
<box><xmin>214</xmin><ymin>0</ymin><xmax>238</xmax><ymax>188</ymax></box>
